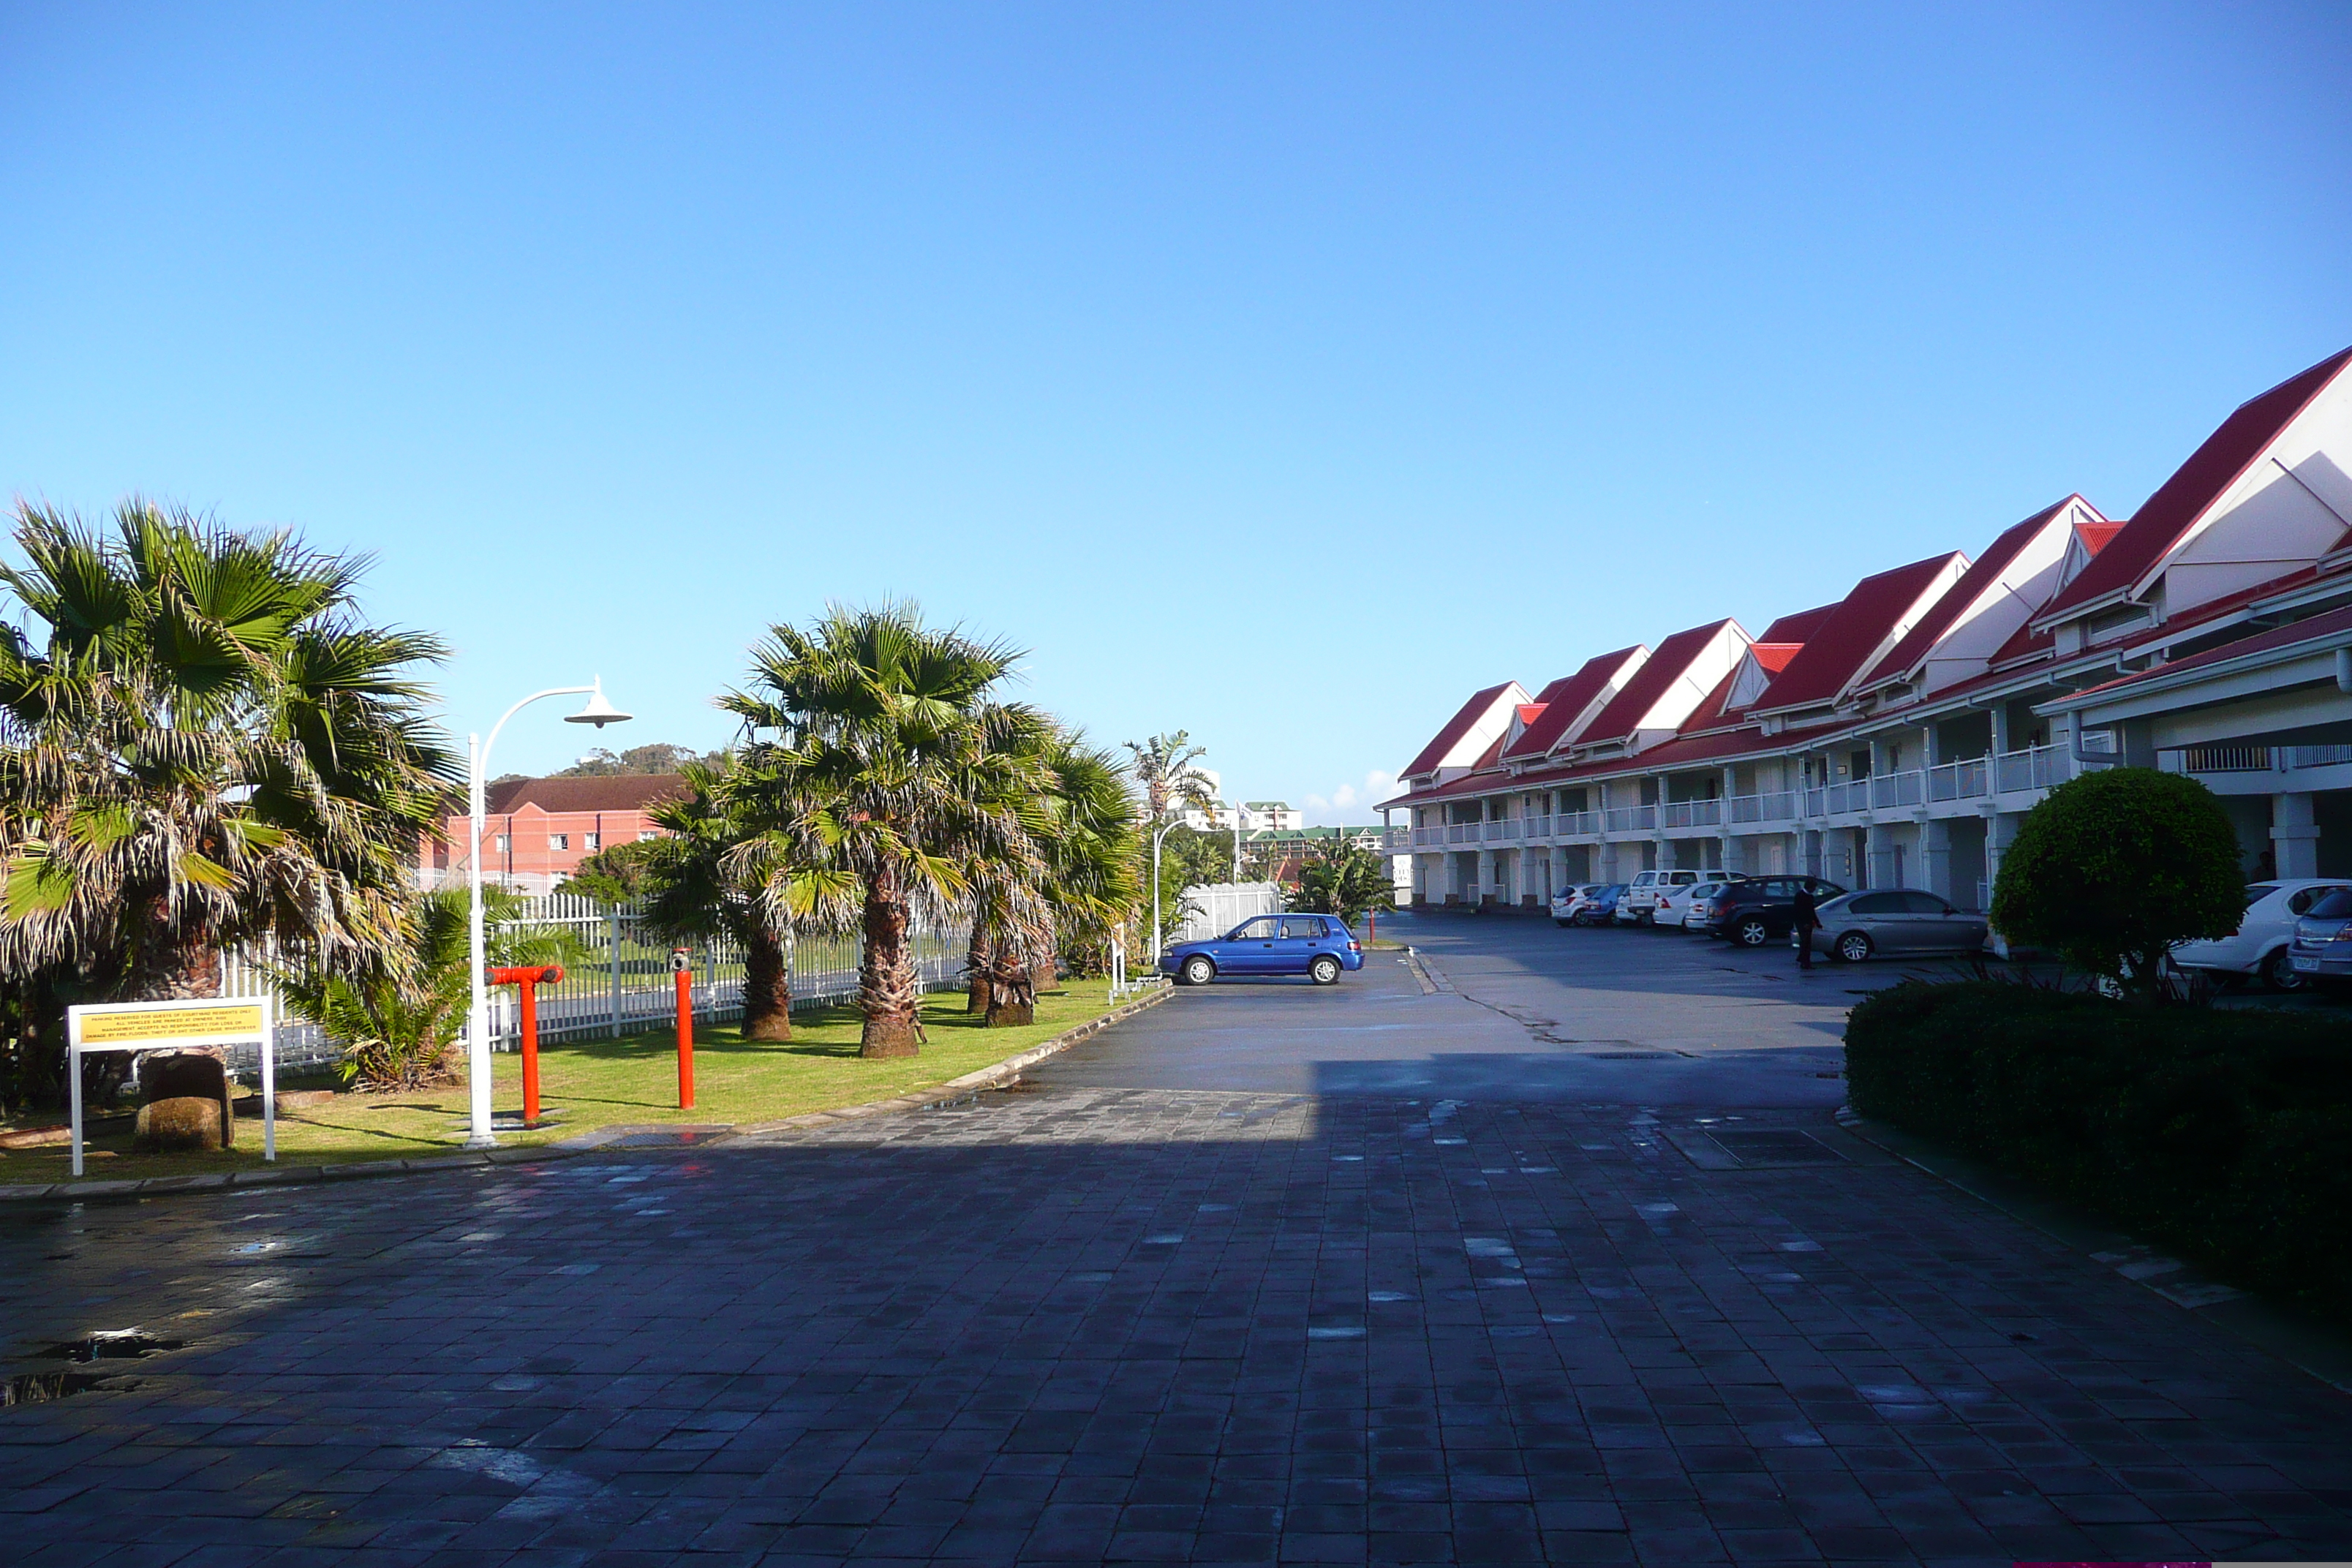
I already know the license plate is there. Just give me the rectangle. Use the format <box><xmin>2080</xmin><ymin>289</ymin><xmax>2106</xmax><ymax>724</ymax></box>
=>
<box><xmin>2292</xmin><ymin>956</ymin><xmax>2320</xmax><ymax>972</ymax></box>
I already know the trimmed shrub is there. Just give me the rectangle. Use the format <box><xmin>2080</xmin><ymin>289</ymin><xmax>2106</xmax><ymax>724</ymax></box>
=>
<box><xmin>1989</xmin><ymin>766</ymin><xmax>2245</xmax><ymax>994</ymax></box>
<box><xmin>1846</xmin><ymin>981</ymin><xmax>2352</xmax><ymax>1319</ymax></box>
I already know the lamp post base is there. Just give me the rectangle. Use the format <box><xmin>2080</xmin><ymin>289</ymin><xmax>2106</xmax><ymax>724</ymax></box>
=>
<box><xmin>464</xmin><ymin>1132</ymin><xmax>500</xmax><ymax>1150</ymax></box>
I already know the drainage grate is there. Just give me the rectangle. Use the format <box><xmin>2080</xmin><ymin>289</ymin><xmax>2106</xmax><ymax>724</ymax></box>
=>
<box><xmin>1711</xmin><ymin>1130</ymin><xmax>1843</xmax><ymax>1166</ymax></box>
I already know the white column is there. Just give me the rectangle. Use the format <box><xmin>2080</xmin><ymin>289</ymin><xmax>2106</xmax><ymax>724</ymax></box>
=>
<box><xmin>2274</xmin><ymin>793</ymin><xmax>2321</xmax><ymax>879</ymax></box>
<box><xmin>1922</xmin><ymin>818</ymin><xmax>1953</xmax><ymax>901</ymax></box>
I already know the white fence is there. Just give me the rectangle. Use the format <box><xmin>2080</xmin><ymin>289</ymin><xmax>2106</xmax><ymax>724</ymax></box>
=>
<box><xmin>217</xmin><ymin>892</ymin><xmax>969</xmax><ymax>1075</ymax></box>
<box><xmin>1172</xmin><ymin>882</ymin><xmax>1286</xmax><ymax>943</ymax></box>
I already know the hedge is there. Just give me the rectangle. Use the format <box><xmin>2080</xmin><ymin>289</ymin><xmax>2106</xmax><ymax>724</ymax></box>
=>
<box><xmin>1845</xmin><ymin>981</ymin><xmax>2352</xmax><ymax>1320</ymax></box>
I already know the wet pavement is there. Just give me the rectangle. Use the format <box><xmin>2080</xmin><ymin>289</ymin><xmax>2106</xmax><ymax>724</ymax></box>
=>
<box><xmin>4</xmin><ymin>914</ymin><xmax>2350</xmax><ymax>1565</ymax></box>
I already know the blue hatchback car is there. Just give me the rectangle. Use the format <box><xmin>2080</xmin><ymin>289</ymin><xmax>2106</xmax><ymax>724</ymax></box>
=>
<box><xmin>1160</xmin><ymin>913</ymin><xmax>1365</xmax><ymax>986</ymax></box>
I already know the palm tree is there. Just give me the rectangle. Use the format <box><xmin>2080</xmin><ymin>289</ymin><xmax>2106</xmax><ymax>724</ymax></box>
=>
<box><xmin>723</xmin><ymin>603</ymin><xmax>1036</xmax><ymax>1058</ymax></box>
<box><xmin>275</xmin><ymin>885</ymin><xmax>576</xmax><ymax>1090</ymax></box>
<box><xmin>639</xmin><ymin>757</ymin><xmax>853</xmax><ymax>1041</ymax></box>
<box><xmin>0</xmin><ymin>502</ymin><xmax>457</xmax><ymax>1103</ymax></box>
<box><xmin>1291</xmin><ymin>840</ymin><xmax>1396</xmax><ymax>928</ymax></box>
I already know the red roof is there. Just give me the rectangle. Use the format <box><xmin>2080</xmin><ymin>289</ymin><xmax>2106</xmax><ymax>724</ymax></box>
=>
<box><xmin>1757</xmin><ymin>603</ymin><xmax>1839</xmax><ymax>645</ymax></box>
<box><xmin>1751</xmin><ymin>555</ymin><xmax>1963</xmax><ymax>713</ymax></box>
<box><xmin>2038</xmin><ymin>345</ymin><xmax>2352</xmax><ymax>625</ymax></box>
<box><xmin>483</xmin><ymin>774</ymin><xmax>687</xmax><ymax>815</ymax></box>
<box><xmin>1580</xmin><ymin>622</ymin><xmax>1741</xmax><ymax>745</ymax></box>
<box><xmin>2074</xmin><ymin>519</ymin><xmax>2125</xmax><ymax>554</ymax></box>
<box><xmin>1858</xmin><ymin>500</ymin><xmax>2075</xmax><ymax>690</ymax></box>
<box><xmin>2065</xmin><ymin>603</ymin><xmax>2352</xmax><ymax>702</ymax></box>
<box><xmin>1498</xmin><ymin>649</ymin><xmax>1643</xmax><ymax>761</ymax></box>
<box><xmin>1401</xmin><ymin>682</ymin><xmax>1514</xmax><ymax>777</ymax></box>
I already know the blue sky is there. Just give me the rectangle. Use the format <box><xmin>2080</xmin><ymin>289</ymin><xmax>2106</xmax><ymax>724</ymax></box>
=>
<box><xmin>3</xmin><ymin>4</ymin><xmax>2347</xmax><ymax>819</ymax></box>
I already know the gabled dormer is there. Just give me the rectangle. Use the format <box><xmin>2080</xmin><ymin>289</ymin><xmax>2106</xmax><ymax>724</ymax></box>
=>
<box><xmin>1397</xmin><ymin>681</ymin><xmax>1530</xmax><ymax>788</ymax></box>
<box><xmin>1746</xmin><ymin>553</ymin><xmax>1970</xmax><ymax>731</ymax></box>
<box><xmin>1568</xmin><ymin>620</ymin><xmax>1750</xmax><ymax>760</ymax></box>
<box><xmin>1852</xmin><ymin>497</ymin><xmax>2110</xmax><ymax>703</ymax></box>
<box><xmin>1497</xmin><ymin>646</ymin><xmax>1648</xmax><ymax>767</ymax></box>
<box><xmin>2032</xmin><ymin>344</ymin><xmax>2352</xmax><ymax>652</ymax></box>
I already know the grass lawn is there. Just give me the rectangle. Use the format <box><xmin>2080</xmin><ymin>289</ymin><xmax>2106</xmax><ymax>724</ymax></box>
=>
<box><xmin>0</xmin><ymin>979</ymin><xmax>1139</xmax><ymax>1187</ymax></box>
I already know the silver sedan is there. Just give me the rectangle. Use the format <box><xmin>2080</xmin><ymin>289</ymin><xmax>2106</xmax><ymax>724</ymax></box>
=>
<box><xmin>1804</xmin><ymin>889</ymin><xmax>1989</xmax><ymax>962</ymax></box>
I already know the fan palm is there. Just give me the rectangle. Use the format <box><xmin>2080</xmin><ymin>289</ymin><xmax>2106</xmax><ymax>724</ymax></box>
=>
<box><xmin>639</xmin><ymin>757</ymin><xmax>854</xmax><ymax>1041</ymax></box>
<box><xmin>0</xmin><ymin>502</ymin><xmax>457</xmax><ymax>1102</ymax></box>
<box><xmin>724</xmin><ymin>603</ymin><xmax>1036</xmax><ymax>1058</ymax></box>
<box><xmin>275</xmin><ymin>885</ymin><xmax>576</xmax><ymax>1090</ymax></box>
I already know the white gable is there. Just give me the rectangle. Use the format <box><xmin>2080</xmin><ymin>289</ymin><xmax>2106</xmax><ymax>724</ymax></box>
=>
<box><xmin>1628</xmin><ymin>622</ymin><xmax>1750</xmax><ymax>753</ymax></box>
<box><xmin>1548</xmin><ymin>649</ymin><xmax>1647</xmax><ymax>753</ymax></box>
<box><xmin>1917</xmin><ymin>500</ymin><xmax>2103</xmax><ymax>695</ymax></box>
<box><xmin>2149</xmin><ymin>366</ymin><xmax>2352</xmax><ymax>617</ymax></box>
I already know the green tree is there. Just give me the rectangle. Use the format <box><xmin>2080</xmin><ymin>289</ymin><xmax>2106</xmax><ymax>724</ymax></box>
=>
<box><xmin>1990</xmin><ymin>766</ymin><xmax>2247</xmax><ymax>998</ymax></box>
<box><xmin>0</xmin><ymin>502</ymin><xmax>457</xmax><ymax>1104</ymax></box>
<box><xmin>274</xmin><ymin>885</ymin><xmax>577</xmax><ymax>1091</ymax></box>
<box><xmin>557</xmin><ymin>837</ymin><xmax>663</xmax><ymax>905</ymax></box>
<box><xmin>1291</xmin><ymin>841</ymin><xmax>1396</xmax><ymax>927</ymax></box>
<box><xmin>724</xmin><ymin>603</ymin><xmax>1037</xmax><ymax>1058</ymax></box>
<box><xmin>641</xmin><ymin>758</ymin><xmax>853</xmax><ymax>1041</ymax></box>
<box><xmin>559</xmin><ymin>742</ymin><xmax>727</xmax><ymax>777</ymax></box>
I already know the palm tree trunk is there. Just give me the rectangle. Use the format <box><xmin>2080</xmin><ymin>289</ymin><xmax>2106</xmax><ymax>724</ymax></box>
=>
<box><xmin>742</xmin><ymin>926</ymin><xmax>793</xmax><ymax>1041</ymax></box>
<box><xmin>984</xmin><ymin>944</ymin><xmax>1036</xmax><ymax>1028</ymax></box>
<box><xmin>859</xmin><ymin>871</ymin><xmax>923</xmax><ymax>1058</ymax></box>
<box><xmin>965</xmin><ymin>926</ymin><xmax>991</xmax><ymax>1013</ymax></box>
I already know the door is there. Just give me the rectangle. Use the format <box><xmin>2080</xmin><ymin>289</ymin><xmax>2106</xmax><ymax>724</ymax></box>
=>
<box><xmin>1275</xmin><ymin>916</ymin><xmax>1328</xmax><ymax>973</ymax></box>
<box><xmin>1222</xmin><ymin>916</ymin><xmax>1283</xmax><ymax>973</ymax></box>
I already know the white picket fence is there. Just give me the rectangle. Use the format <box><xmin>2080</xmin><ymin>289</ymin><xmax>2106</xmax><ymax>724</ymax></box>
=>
<box><xmin>216</xmin><ymin>892</ymin><xmax>970</xmax><ymax>1074</ymax></box>
<box><xmin>1172</xmin><ymin>882</ymin><xmax>1287</xmax><ymax>943</ymax></box>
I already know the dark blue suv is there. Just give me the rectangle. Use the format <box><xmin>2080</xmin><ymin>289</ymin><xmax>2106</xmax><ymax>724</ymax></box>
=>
<box><xmin>1160</xmin><ymin>913</ymin><xmax>1365</xmax><ymax>986</ymax></box>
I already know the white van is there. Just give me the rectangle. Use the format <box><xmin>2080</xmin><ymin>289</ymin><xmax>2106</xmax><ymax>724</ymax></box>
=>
<box><xmin>1616</xmin><ymin>868</ymin><xmax>1706</xmax><ymax>926</ymax></box>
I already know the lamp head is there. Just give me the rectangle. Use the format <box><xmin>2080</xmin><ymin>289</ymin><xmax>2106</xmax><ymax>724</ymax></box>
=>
<box><xmin>565</xmin><ymin>679</ymin><xmax>633</xmax><ymax>729</ymax></box>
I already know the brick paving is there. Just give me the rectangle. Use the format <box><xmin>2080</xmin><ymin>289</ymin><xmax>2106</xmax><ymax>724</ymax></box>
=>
<box><xmin>4</xmin><ymin>1077</ymin><xmax>2351</xmax><ymax>1565</ymax></box>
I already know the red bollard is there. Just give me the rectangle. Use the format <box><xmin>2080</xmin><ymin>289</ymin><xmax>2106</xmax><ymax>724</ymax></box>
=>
<box><xmin>490</xmin><ymin>964</ymin><xmax>565</xmax><ymax>1127</ymax></box>
<box><xmin>671</xmin><ymin>949</ymin><xmax>695</xmax><ymax>1110</ymax></box>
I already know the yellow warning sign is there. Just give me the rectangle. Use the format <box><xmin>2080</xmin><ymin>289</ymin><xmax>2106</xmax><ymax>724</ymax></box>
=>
<box><xmin>78</xmin><ymin>1003</ymin><xmax>267</xmax><ymax>1047</ymax></box>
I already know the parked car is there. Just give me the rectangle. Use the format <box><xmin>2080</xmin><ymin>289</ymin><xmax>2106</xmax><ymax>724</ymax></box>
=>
<box><xmin>1617</xmin><ymin>868</ymin><xmax>1707</xmax><ymax>926</ymax></box>
<box><xmin>1662</xmin><ymin>879</ymin><xmax>1731</xmax><ymax>932</ymax></box>
<box><xmin>1550</xmin><ymin>883</ymin><xmax>1605</xmax><ymax>926</ymax></box>
<box><xmin>1803</xmin><ymin>889</ymin><xmax>1990</xmax><ymax>962</ymax></box>
<box><xmin>2174</xmin><ymin>880</ymin><xmax>2351</xmax><ymax>991</ymax></box>
<box><xmin>2288</xmin><ymin>886</ymin><xmax>2352</xmax><ymax>988</ymax></box>
<box><xmin>1570</xmin><ymin>884</ymin><xmax>1627</xmax><ymax>926</ymax></box>
<box><xmin>1701</xmin><ymin>875</ymin><xmax>1847</xmax><ymax>946</ymax></box>
<box><xmin>1160</xmin><ymin>913</ymin><xmax>1365</xmax><ymax>986</ymax></box>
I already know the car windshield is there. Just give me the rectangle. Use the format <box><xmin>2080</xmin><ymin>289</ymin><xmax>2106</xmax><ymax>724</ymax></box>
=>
<box><xmin>2309</xmin><ymin>889</ymin><xmax>2352</xmax><ymax>920</ymax></box>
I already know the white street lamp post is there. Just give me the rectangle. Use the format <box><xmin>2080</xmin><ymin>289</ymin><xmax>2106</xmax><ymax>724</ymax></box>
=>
<box><xmin>464</xmin><ymin>679</ymin><xmax>631</xmax><ymax>1148</ymax></box>
<box><xmin>1150</xmin><ymin>815</ymin><xmax>1186</xmax><ymax>969</ymax></box>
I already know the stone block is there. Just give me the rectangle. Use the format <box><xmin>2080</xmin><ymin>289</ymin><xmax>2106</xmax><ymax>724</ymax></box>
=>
<box><xmin>135</xmin><ymin>1096</ymin><xmax>225</xmax><ymax>1152</ymax></box>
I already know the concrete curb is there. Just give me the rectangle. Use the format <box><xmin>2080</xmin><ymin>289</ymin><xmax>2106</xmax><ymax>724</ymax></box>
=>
<box><xmin>0</xmin><ymin>985</ymin><xmax>1177</xmax><ymax>1202</ymax></box>
<box><xmin>1836</xmin><ymin>1104</ymin><xmax>2352</xmax><ymax>1396</ymax></box>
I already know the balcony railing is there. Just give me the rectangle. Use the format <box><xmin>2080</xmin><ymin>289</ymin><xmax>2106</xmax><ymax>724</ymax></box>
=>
<box><xmin>1601</xmin><ymin>804</ymin><xmax>1657</xmax><ymax>834</ymax></box>
<box><xmin>1729</xmin><ymin>789</ymin><xmax>1796</xmax><ymax>824</ymax></box>
<box><xmin>1928</xmin><ymin>757</ymin><xmax>1989</xmax><ymax>802</ymax></box>
<box><xmin>2162</xmin><ymin>743</ymin><xmax>2352</xmax><ymax>775</ymax></box>
<box><xmin>1522</xmin><ymin>813</ymin><xmax>1552</xmax><ymax>838</ymax></box>
<box><xmin>1446</xmin><ymin>823</ymin><xmax>1480</xmax><ymax>844</ymax></box>
<box><xmin>1994</xmin><ymin>744</ymin><xmax>2074</xmax><ymax>794</ymax></box>
<box><xmin>1659</xmin><ymin>797</ymin><xmax>1722</xmax><ymax>830</ymax></box>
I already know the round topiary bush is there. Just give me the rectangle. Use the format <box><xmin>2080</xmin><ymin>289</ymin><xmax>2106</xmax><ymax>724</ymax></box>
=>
<box><xmin>1989</xmin><ymin>766</ymin><xmax>2247</xmax><ymax>995</ymax></box>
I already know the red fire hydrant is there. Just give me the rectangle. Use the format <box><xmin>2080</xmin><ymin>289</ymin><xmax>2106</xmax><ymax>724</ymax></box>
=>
<box><xmin>490</xmin><ymin>964</ymin><xmax>565</xmax><ymax>1127</ymax></box>
<box><xmin>671</xmin><ymin>948</ymin><xmax>695</xmax><ymax>1111</ymax></box>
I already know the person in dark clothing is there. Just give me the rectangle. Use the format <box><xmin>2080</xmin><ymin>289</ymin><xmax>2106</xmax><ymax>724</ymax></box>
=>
<box><xmin>1793</xmin><ymin>882</ymin><xmax>1817</xmax><ymax>970</ymax></box>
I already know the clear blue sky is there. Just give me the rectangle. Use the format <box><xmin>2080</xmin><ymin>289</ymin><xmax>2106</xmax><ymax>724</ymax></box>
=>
<box><xmin>4</xmin><ymin>4</ymin><xmax>2347</xmax><ymax>820</ymax></box>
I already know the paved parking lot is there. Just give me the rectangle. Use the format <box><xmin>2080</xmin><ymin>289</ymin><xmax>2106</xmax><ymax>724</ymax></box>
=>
<box><xmin>4</xmin><ymin>913</ymin><xmax>2350</xmax><ymax>1565</ymax></box>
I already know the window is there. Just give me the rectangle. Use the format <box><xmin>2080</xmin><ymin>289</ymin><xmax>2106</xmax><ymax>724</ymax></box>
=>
<box><xmin>584</xmin><ymin>833</ymin><xmax>600</xmax><ymax>852</ymax></box>
<box><xmin>493</xmin><ymin>834</ymin><xmax>510</xmax><ymax>853</ymax></box>
<box><xmin>1895</xmin><ymin>891</ymin><xmax>1949</xmax><ymax>914</ymax></box>
<box><xmin>638</xmin><ymin>830</ymin><xmax>658</xmax><ymax>842</ymax></box>
<box><xmin>1281</xmin><ymin>918</ymin><xmax>1326</xmax><ymax>939</ymax></box>
<box><xmin>549</xmin><ymin>834</ymin><xmax>569</xmax><ymax>852</ymax></box>
<box><xmin>1233</xmin><ymin>917</ymin><xmax>1281</xmax><ymax>940</ymax></box>
<box><xmin>1847</xmin><ymin>893</ymin><xmax>1900</xmax><ymax>915</ymax></box>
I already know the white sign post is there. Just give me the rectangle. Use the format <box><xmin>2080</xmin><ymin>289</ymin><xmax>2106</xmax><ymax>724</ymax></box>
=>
<box><xmin>66</xmin><ymin>998</ymin><xmax>275</xmax><ymax>1177</ymax></box>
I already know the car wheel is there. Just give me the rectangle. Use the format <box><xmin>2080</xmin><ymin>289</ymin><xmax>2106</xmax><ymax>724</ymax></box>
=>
<box><xmin>1180</xmin><ymin>955</ymin><xmax>1215</xmax><ymax>987</ymax></box>
<box><xmin>1835</xmin><ymin>931</ymin><xmax>1873</xmax><ymax>963</ymax></box>
<box><xmin>2261</xmin><ymin>948</ymin><xmax>2305</xmax><ymax>993</ymax></box>
<box><xmin>1309</xmin><ymin>955</ymin><xmax>1342</xmax><ymax>985</ymax></box>
<box><xmin>1735</xmin><ymin>917</ymin><xmax>1770</xmax><ymax>947</ymax></box>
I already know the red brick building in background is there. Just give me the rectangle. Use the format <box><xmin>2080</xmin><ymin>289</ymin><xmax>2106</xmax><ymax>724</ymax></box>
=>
<box><xmin>418</xmin><ymin>774</ymin><xmax>687</xmax><ymax>894</ymax></box>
